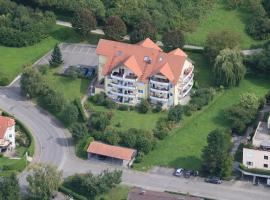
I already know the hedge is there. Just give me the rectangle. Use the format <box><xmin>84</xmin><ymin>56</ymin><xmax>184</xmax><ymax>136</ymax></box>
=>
<box><xmin>75</xmin><ymin>136</ymin><xmax>93</xmax><ymax>159</ymax></box>
<box><xmin>74</xmin><ymin>98</ymin><xmax>87</xmax><ymax>122</ymax></box>
<box><xmin>240</xmin><ymin>164</ymin><xmax>270</xmax><ymax>176</ymax></box>
<box><xmin>1</xmin><ymin>111</ymin><xmax>35</xmax><ymax>156</ymax></box>
<box><xmin>59</xmin><ymin>185</ymin><xmax>87</xmax><ymax>200</ymax></box>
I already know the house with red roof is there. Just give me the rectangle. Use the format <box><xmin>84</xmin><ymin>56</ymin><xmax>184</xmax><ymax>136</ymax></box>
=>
<box><xmin>0</xmin><ymin>116</ymin><xmax>16</xmax><ymax>151</ymax></box>
<box><xmin>95</xmin><ymin>38</ymin><xmax>194</xmax><ymax>108</ymax></box>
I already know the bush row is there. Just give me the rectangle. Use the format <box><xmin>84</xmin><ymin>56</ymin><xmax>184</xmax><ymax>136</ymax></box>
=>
<box><xmin>59</xmin><ymin>186</ymin><xmax>87</xmax><ymax>200</ymax></box>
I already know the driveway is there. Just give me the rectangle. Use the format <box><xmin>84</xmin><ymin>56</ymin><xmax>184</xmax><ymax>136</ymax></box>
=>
<box><xmin>0</xmin><ymin>86</ymin><xmax>270</xmax><ymax>200</ymax></box>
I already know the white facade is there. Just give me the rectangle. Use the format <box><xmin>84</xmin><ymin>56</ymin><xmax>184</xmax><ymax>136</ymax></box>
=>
<box><xmin>243</xmin><ymin>148</ymin><xmax>270</xmax><ymax>170</ymax></box>
<box><xmin>0</xmin><ymin>124</ymin><xmax>15</xmax><ymax>150</ymax></box>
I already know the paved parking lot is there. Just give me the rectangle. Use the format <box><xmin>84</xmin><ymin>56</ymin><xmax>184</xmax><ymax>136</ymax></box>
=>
<box><xmin>35</xmin><ymin>43</ymin><xmax>98</xmax><ymax>68</ymax></box>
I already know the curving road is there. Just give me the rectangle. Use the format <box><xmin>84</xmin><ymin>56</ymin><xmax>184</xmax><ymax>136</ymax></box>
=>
<box><xmin>0</xmin><ymin>85</ymin><xmax>269</xmax><ymax>200</ymax></box>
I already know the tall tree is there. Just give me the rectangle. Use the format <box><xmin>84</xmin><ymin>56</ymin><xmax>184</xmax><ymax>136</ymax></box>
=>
<box><xmin>201</xmin><ymin>129</ymin><xmax>232</xmax><ymax>179</ymax></box>
<box><xmin>162</xmin><ymin>29</ymin><xmax>185</xmax><ymax>50</ymax></box>
<box><xmin>72</xmin><ymin>9</ymin><xmax>96</xmax><ymax>37</ymax></box>
<box><xmin>213</xmin><ymin>48</ymin><xmax>246</xmax><ymax>88</ymax></box>
<box><xmin>104</xmin><ymin>15</ymin><xmax>127</xmax><ymax>41</ymax></box>
<box><xmin>0</xmin><ymin>173</ymin><xmax>20</xmax><ymax>200</ymax></box>
<box><xmin>21</xmin><ymin>67</ymin><xmax>44</xmax><ymax>98</ymax></box>
<box><xmin>27</xmin><ymin>164</ymin><xmax>62</xmax><ymax>200</ymax></box>
<box><xmin>130</xmin><ymin>20</ymin><xmax>157</xmax><ymax>43</ymax></box>
<box><xmin>49</xmin><ymin>44</ymin><xmax>63</xmax><ymax>67</ymax></box>
<box><xmin>205</xmin><ymin>29</ymin><xmax>242</xmax><ymax>62</ymax></box>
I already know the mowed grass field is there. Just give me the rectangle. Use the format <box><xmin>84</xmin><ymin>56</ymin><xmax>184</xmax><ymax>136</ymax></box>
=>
<box><xmin>43</xmin><ymin>68</ymin><xmax>89</xmax><ymax>101</ymax></box>
<box><xmin>88</xmin><ymin>102</ymin><xmax>165</xmax><ymax>131</ymax></box>
<box><xmin>186</xmin><ymin>2</ymin><xmax>266</xmax><ymax>49</ymax></box>
<box><xmin>0</xmin><ymin>25</ymin><xmax>102</xmax><ymax>86</ymax></box>
<box><xmin>134</xmin><ymin>53</ymin><xmax>270</xmax><ymax>171</ymax></box>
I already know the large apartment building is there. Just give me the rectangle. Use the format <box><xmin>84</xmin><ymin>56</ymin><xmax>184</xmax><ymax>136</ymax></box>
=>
<box><xmin>243</xmin><ymin>115</ymin><xmax>270</xmax><ymax>170</ymax></box>
<box><xmin>95</xmin><ymin>38</ymin><xmax>194</xmax><ymax>108</ymax></box>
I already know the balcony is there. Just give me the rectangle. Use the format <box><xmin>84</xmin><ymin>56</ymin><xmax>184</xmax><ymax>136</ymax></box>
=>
<box><xmin>111</xmin><ymin>81</ymin><xmax>136</xmax><ymax>90</ymax></box>
<box><xmin>183</xmin><ymin>65</ymin><xmax>194</xmax><ymax>82</ymax></box>
<box><xmin>179</xmin><ymin>82</ymin><xmax>193</xmax><ymax>98</ymax></box>
<box><xmin>182</xmin><ymin>75</ymin><xmax>194</xmax><ymax>90</ymax></box>
<box><xmin>150</xmin><ymin>77</ymin><xmax>170</xmax><ymax>86</ymax></box>
<box><xmin>108</xmin><ymin>93</ymin><xmax>136</xmax><ymax>105</ymax></box>
<box><xmin>111</xmin><ymin>72</ymin><xmax>124</xmax><ymax>81</ymax></box>
<box><xmin>150</xmin><ymin>87</ymin><xmax>169</xmax><ymax>93</ymax></box>
<box><xmin>149</xmin><ymin>92</ymin><xmax>169</xmax><ymax>102</ymax></box>
<box><xmin>111</xmin><ymin>89</ymin><xmax>136</xmax><ymax>98</ymax></box>
<box><xmin>110</xmin><ymin>72</ymin><xmax>137</xmax><ymax>82</ymax></box>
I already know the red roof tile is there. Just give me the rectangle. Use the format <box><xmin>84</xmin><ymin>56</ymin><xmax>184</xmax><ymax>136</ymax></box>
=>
<box><xmin>0</xmin><ymin>116</ymin><xmax>15</xmax><ymax>139</ymax></box>
<box><xmin>96</xmin><ymin>38</ymin><xmax>188</xmax><ymax>85</ymax></box>
<box><xmin>87</xmin><ymin>141</ymin><xmax>136</xmax><ymax>160</ymax></box>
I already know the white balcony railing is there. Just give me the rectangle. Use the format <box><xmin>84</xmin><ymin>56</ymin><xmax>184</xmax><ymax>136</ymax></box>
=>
<box><xmin>182</xmin><ymin>65</ymin><xmax>194</xmax><ymax>82</ymax></box>
<box><xmin>179</xmin><ymin>82</ymin><xmax>193</xmax><ymax>98</ymax></box>
<box><xmin>150</xmin><ymin>78</ymin><xmax>170</xmax><ymax>86</ymax></box>
<box><xmin>111</xmin><ymin>82</ymin><xmax>136</xmax><ymax>90</ymax></box>
<box><xmin>149</xmin><ymin>95</ymin><xmax>169</xmax><ymax>102</ymax></box>
<box><xmin>150</xmin><ymin>87</ymin><xmax>169</xmax><ymax>94</ymax></box>
<box><xmin>111</xmin><ymin>90</ymin><xmax>136</xmax><ymax>98</ymax></box>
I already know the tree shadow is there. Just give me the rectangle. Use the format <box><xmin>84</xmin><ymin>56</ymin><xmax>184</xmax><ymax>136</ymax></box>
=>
<box><xmin>168</xmin><ymin>156</ymin><xmax>202</xmax><ymax>170</ymax></box>
<box><xmin>56</xmin><ymin>137</ymin><xmax>74</xmax><ymax>147</ymax></box>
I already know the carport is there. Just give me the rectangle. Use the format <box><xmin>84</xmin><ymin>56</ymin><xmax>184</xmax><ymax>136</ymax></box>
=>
<box><xmin>87</xmin><ymin>141</ymin><xmax>137</xmax><ymax>167</ymax></box>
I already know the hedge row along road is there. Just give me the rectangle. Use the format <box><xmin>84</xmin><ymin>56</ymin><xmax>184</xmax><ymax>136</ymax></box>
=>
<box><xmin>0</xmin><ymin>85</ymin><xmax>269</xmax><ymax>200</ymax></box>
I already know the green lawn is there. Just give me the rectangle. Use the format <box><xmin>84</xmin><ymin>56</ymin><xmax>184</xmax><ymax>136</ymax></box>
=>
<box><xmin>0</xmin><ymin>25</ymin><xmax>103</xmax><ymax>86</ymax></box>
<box><xmin>134</xmin><ymin>78</ymin><xmax>270</xmax><ymax>171</ymax></box>
<box><xmin>43</xmin><ymin>68</ymin><xmax>89</xmax><ymax>101</ymax></box>
<box><xmin>188</xmin><ymin>52</ymin><xmax>212</xmax><ymax>88</ymax></box>
<box><xmin>98</xmin><ymin>185</ymin><xmax>131</xmax><ymax>200</ymax></box>
<box><xmin>186</xmin><ymin>2</ymin><xmax>266</xmax><ymax>49</ymax></box>
<box><xmin>88</xmin><ymin>102</ymin><xmax>166</xmax><ymax>131</ymax></box>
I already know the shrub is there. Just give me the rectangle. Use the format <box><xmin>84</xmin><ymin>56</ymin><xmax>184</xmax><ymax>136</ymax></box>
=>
<box><xmin>88</xmin><ymin>112</ymin><xmax>112</xmax><ymax>131</ymax></box>
<box><xmin>118</xmin><ymin>104</ymin><xmax>129</xmax><ymax>111</ymax></box>
<box><xmin>104</xmin><ymin>99</ymin><xmax>117</xmax><ymax>109</ymax></box>
<box><xmin>167</xmin><ymin>105</ymin><xmax>184</xmax><ymax>122</ymax></box>
<box><xmin>69</xmin><ymin>123</ymin><xmax>88</xmax><ymax>140</ymax></box>
<box><xmin>38</xmin><ymin>65</ymin><xmax>49</xmax><ymax>75</ymax></box>
<box><xmin>89</xmin><ymin>92</ymin><xmax>107</xmax><ymax>106</ymax></box>
<box><xmin>134</xmin><ymin>152</ymin><xmax>145</xmax><ymax>163</ymax></box>
<box><xmin>74</xmin><ymin>98</ymin><xmax>87</xmax><ymax>122</ymax></box>
<box><xmin>62</xmin><ymin>103</ymin><xmax>79</xmax><ymax>125</ymax></box>
<box><xmin>190</xmin><ymin>88</ymin><xmax>216</xmax><ymax>110</ymax></box>
<box><xmin>152</xmin><ymin>103</ymin><xmax>162</xmax><ymax>113</ymax></box>
<box><xmin>0</xmin><ymin>77</ymin><xmax>9</xmax><ymax>86</ymax></box>
<box><xmin>102</xmin><ymin>128</ymin><xmax>121</xmax><ymax>145</ymax></box>
<box><xmin>59</xmin><ymin>186</ymin><xmax>87</xmax><ymax>200</ymax></box>
<box><xmin>137</xmin><ymin>99</ymin><xmax>150</xmax><ymax>114</ymax></box>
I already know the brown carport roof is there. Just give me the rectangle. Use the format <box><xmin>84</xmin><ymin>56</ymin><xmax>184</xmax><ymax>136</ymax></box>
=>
<box><xmin>87</xmin><ymin>141</ymin><xmax>136</xmax><ymax>160</ymax></box>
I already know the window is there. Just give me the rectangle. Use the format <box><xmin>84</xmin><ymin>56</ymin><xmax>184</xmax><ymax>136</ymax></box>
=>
<box><xmin>138</xmin><ymin>90</ymin><xmax>144</xmax><ymax>94</ymax></box>
<box><xmin>264</xmin><ymin>156</ymin><xmax>268</xmax><ymax>160</ymax></box>
<box><xmin>264</xmin><ymin>164</ymin><xmax>268</xmax><ymax>168</ymax></box>
<box><xmin>9</xmin><ymin>134</ymin><xmax>12</xmax><ymax>138</ymax></box>
<box><xmin>246</xmin><ymin>161</ymin><xmax>253</xmax><ymax>166</ymax></box>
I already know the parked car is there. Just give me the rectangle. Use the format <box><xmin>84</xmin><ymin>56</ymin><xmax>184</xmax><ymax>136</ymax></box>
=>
<box><xmin>191</xmin><ymin>170</ymin><xmax>199</xmax><ymax>177</ymax></box>
<box><xmin>205</xmin><ymin>177</ymin><xmax>222</xmax><ymax>184</ymax></box>
<box><xmin>184</xmin><ymin>170</ymin><xmax>191</xmax><ymax>178</ymax></box>
<box><xmin>174</xmin><ymin>168</ymin><xmax>184</xmax><ymax>177</ymax></box>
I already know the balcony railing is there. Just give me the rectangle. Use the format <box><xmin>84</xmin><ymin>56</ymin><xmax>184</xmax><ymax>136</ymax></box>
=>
<box><xmin>150</xmin><ymin>77</ymin><xmax>170</xmax><ymax>86</ymax></box>
<box><xmin>150</xmin><ymin>87</ymin><xmax>169</xmax><ymax>93</ymax></box>
<box><xmin>111</xmin><ymin>90</ymin><xmax>136</xmax><ymax>98</ymax></box>
<box><xmin>179</xmin><ymin>82</ymin><xmax>193</xmax><ymax>98</ymax></box>
<box><xmin>149</xmin><ymin>95</ymin><xmax>169</xmax><ymax>102</ymax></box>
<box><xmin>110</xmin><ymin>72</ymin><xmax>137</xmax><ymax>82</ymax></box>
<box><xmin>183</xmin><ymin>65</ymin><xmax>194</xmax><ymax>82</ymax></box>
<box><xmin>111</xmin><ymin>82</ymin><xmax>136</xmax><ymax>90</ymax></box>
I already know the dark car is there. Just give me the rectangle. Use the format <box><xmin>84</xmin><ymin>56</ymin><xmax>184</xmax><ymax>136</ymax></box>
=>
<box><xmin>184</xmin><ymin>170</ymin><xmax>191</xmax><ymax>178</ymax></box>
<box><xmin>191</xmin><ymin>170</ymin><xmax>199</xmax><ymax>177</ymax></box>
<box><xmin>205</xmin><ymin>177</ymin><xmax>222</xmax><ymax>184</ymax></box>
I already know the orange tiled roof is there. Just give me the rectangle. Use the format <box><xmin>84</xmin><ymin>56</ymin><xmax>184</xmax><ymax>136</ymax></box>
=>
<box><xmin>96</xmin><ymin>38</ymin><xmax>188</xmax><ymax>85</ymax></box>
<box><xmin>0</xmin><ymin>116</ymin><xmax>15</xmax><ymax>139</ymax></box>
<box><xmin>87</xmin><ymin>141</ymin><xmax>136</xmax><ymax>160</ymax></box>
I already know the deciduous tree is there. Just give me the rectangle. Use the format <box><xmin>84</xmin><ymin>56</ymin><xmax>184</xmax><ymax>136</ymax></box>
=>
<box><xmin>104</xmin><ymin>15</ymin><xmax>127</xmax><ymax>41</ymax></box>
<box><xmin>162</xmin><ymin>29</ymin><xmax>185</xmax><ymax>50</ymax></box>
<box><xmin>213</xmin><ymin>48</ymin><xmax>246</xmax><ymax>87</ymax></box>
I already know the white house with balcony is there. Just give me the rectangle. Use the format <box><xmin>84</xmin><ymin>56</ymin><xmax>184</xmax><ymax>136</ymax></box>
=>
<box><xmin>94</xmin><ymin>38</ymin><xmax>194</xmax><ymax>108</ymax></box>
<box><xmin>0</xmin><ymin>116</ymin><xmax>16</xmax><ymax>152</ymax></box>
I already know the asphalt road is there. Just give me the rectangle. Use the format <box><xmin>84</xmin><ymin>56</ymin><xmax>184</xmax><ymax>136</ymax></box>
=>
<box><xmin>0</xmin><ymin>86</ymin><xmax>269</xmax><ymax>200</ymax></box>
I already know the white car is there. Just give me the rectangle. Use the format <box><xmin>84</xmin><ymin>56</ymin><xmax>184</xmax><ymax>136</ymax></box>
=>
<box><xmin>174</xmin><ymin>168</ymin><xmax>184</xmax><ymax>177</ymax></box>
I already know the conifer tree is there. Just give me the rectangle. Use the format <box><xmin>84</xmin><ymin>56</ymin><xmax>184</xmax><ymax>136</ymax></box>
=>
<box><xmin>49</xmin><ymin>44</ymin><xmax>63</xmax><ymax>67</ymax></box>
